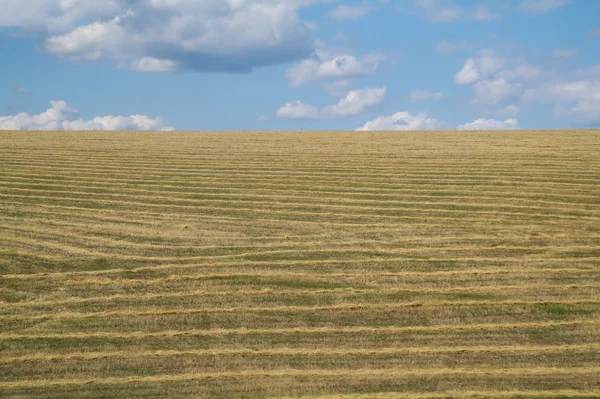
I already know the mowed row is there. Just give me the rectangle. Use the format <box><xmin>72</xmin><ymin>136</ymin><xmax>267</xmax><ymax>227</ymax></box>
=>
<box><xmin>0</xmin><ymin>130</ymin><xmax>599</xmax><ymax>398</ymax></box>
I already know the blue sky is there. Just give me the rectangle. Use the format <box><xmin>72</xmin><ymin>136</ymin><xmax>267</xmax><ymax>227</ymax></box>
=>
<box><xmin>1</xmin><ymin>0</ymin><xmax>599</xmax><ymax>131</ymax></box>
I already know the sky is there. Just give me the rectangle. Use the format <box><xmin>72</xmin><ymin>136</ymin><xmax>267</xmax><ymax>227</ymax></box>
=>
<box><xmin>0</xmin><ymin>0</ymin><xmax>599</xmax><ymax>131</ymax></box>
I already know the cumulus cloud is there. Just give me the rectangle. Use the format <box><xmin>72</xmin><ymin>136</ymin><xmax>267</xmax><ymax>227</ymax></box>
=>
<box><xmin>1</xmin><ymin>0</ymin><xmax>321</xmax><ymax>73</ymax></box>
<box><xmin>455</xmin><ymin>59</ymin><xmax>481</xmax><ymax>85</ymax></box>
<box><xmin>410</xmin><ymin>90</ymin><xmax>443</xmax><ymax>102</ymax></box>
<box><xmin>277</xmin><ymin>87</ymin><xmax>386</xmax><ymax>119</ymax></box>
<box><xmin>329</xmin><ymin>3</ymin><xmax>374</xmax><ymax>21</ymax></box>
<box><xmin>454</xmin><ymin>50</ymin><xmax>544</xmax><ymax>110</ymax></box>
<box><xmin>517</xmin><ymin>0</ymin><xmax>570</xmax><ymax>15</ymax></box>
<box><xmin>0</xmin><ymin>101</ymin><xmax>174</xmax><ymax>131</ymax></box>
<box><xmin>457</xmin><ymin>118</ymin><xmax>519</xmax><ymax>130</ymax></box>
<box><xmin>0</xmin><ymin>0</ymin><xmax>122</xmax><ymax>33</ymax></box>
<box><xmin>455</xmin><ymin>50</ymin><xmax>507</xmax><ymax>85</ymax></box>
<box><xmin>525</xmin><ymin>79</ymin><xmax>600</xmax><ymax>124</ymax></box>
<box><xmin>286</xmin><ymin>49</ymin><xmax>385</xmax><ymax>87</ymax></box>
<box><xmin>45</xmin><ymin>15</ymin><xmax>125</xmax><ymax>61</ymax></box>
<box><xmin>496</xmin><ymin>64</ymin><xmax>541</xmax><ymax>81</ymax></box>
<box><xmin>472</xmin><ymin>78</ymin><xmax>521</xmax><ymax>105</ymax></box>
<box><xmin>357</xmin><ymin>111</ymin><xmax>447</xmax><ymax>131</ymax></box>
<box><xmin>455</xmin><ymin>48</ymin><xmax>600</xmax><ymax>126</ymax></box>
<box><xmin>131</xmin><ymin>57</ymin><xmax>178</xmax><ymax>73</ymax></box>
<box><xmin>276</xmin><ymin>101</ymin><xmax>321</xmax><ymax>119</ymax></box>
<box><xmin>357</xmin><ymin>110</ymin><xmax>523</xmax><ymax>131</ymax></box>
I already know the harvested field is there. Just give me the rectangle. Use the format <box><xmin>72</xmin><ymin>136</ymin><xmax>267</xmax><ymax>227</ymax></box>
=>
<box><xmin>0</xmin><ymin>130</ymin><xmax>599</xmax><ymax>398</ymax></box>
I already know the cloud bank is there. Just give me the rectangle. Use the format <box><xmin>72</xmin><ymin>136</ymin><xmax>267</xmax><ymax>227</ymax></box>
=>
<box><xmin>0</xmin><ymin>101</ymin><xmax>174</xmax><ymax>131</ymax></box>
<box><xmin>277</xmin><ymin>87</ymin><xmax>386</xmax><ymax>119</ymax></box>
<box><xmin>0</xmin><ymin>0</ymin><xmax>321</xmax><ymax>73</ymax></box>
<box><xmin>357</xmin><ymin>111</ymin><xmax>447</xmax><ymax>131</ymax></box>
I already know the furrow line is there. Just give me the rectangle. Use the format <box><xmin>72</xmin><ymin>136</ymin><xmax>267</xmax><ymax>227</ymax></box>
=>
<box><xmin>3</xmin><ymin>155</ymin><xmax>598</xmax><ymax>172</ymax></box>
<box><xmin>3</xmin><ymin>179</ymin><xmax>600</xmax><ymax>207</ymax></box>
<box><xmin>1</xmin><ymin>367</ymin><xmax>599</xmax><ymax>389</ymax></box>
<box><xmin>3</xmin><ymin>261</ymin><xmax>593</xmax><ymax>281</ymax></box>
<box><xmin>2</xmin><ymin>179</ymin><xmax>600</xmax><ymax>205</ymax></box>
<box><xmin>3</xmin><ymin>283</ymin><xmax>596</xmax><ymax>310</ymax></box>
<box><xmin>9</xmin><ymin>223</ymin><xmax>584</xmax><ymax>252</ymax></box>
<box><xmin>2</xmin><ymin>320</ymin><xmax>598</xmax><ymax>341</ymax></box>
<box><xmin>3</xmin><ymin>343</ymin><xmax>599</xmax><ymax>364</ymax></box>
<box><xmin>1</xmin><ymin>201</ymin><xmax>415</xmax><ymax>228</ymax></box>
<box><xmin>3</xmin><ymin>299</ymin><xmax>599</xmax><ymax>321</ymax></box>
<box><xmin>3</xmin><ymin>234</ymin><xmax>597</xmax><ymax>261</ymax></box>
<box><xmin>4</xmin><ymin>187</ymin><xmax>599</xmax><ymax>215</ymax></box>
<box><xmin>3</xmin><ymin>162</ymin><xmax>599</xmax><ymax>183</ymax></box>
<box><xmin>3</xmin><ymin>169</ymin><xmax>599</xmax><ymax>191</ymax></box>
<box><xmin>4</xmin><ymin>176</ymin><xmax>600</xmax><ymax>203</ymax></box>
<box><xmin>5</xmin><ymin>153</ymin><xmax>600</xmax><ymax>171</ymax></box>
<box><xmin>3</xmin><ymin>194</ymin><xmax>599</xmax><ymax>222</ymax></box>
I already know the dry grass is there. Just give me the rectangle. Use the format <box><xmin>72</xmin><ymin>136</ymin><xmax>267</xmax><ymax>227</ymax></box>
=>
<box><xmin>0</xmin><ymin>130</ymin><xmax>599</xmax><ymax>398</ymax></box>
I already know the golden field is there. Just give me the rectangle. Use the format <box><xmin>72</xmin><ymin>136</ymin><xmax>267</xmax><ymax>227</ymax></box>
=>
<box><xmin>0</xmin><ymin>130</ymin><xmax>599</xmax><ymax>398</ymax></box>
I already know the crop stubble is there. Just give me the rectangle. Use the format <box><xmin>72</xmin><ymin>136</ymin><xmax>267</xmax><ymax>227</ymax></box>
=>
<box><xmin>0</xmin><ymin>130</ymin><xmax>599</xmax><ymax>398</ymax></box>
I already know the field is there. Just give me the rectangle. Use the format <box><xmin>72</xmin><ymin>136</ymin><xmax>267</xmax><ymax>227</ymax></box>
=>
<box><xmin>0</xmin><ymin>130</ymin><xmax>599</xmax><ymax>398</ymax></box>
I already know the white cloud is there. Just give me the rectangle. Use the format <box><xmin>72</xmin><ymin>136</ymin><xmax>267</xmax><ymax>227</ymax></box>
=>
<box><xmin>455</xmin><ymin>59</ymin><xmax>481</xmax><ymax>85</ymax></box>
<box><xmin>496</xmin><ymin>64</ymin><xmax>541</xmax><ymax>81</ymax></box>
<box><xmin>410</xmin><ymin>90</ymin><xmax>443</xmax><ymax>102</ymax></box>
<box><xmin>454</xmin><ymin>49</ymin><xmax>599</xmax><ymax>126</ymax></box>
<box><xmin>525</xmin><ymin>79</ymin><xmax>600</xmax><ymax>124</ymax></box>
<box><xmin>358</xmin><ymin>111</ymin><xmax>522</xmax><ymax>131</ymax></box>
<box><xmin>472</xmin><ymin>78</ymin><xmax>521</xmax><ymax>105</ymax></box>
<box><xmin>323</xmin><ymin>87</ymin><xmax>386</xmax><ymax>117</ymax></box>
<box><xmin>457</xmin><ymin>118</ymin><xmax>519</xmax><ymax>130</ymax></box>
<box><xmin>517</xmin><ymin>0</ymin><xmax>570</xmax><ymax>15</ymax></box>
<box><xmin>1</xmin><ymin>1</ymin><xmax>322</xmax><ymax>73</ymax></box>
<box><xmin>131</xmin><ymin>57</ymin><xmax>178</xmax><ymax>72</ymax></box>
<box><xmin>357</xmin><ymin>110</ymin><xmax>523</xmax><ymax>131</ymax></box>
<box><xmin>455</xmin><ymin>50</ymin><xmax>507</xmax><ymax>84</ymax></box>
<box><xmin>13</xmin><ymin>87</ymin><xmax>30</xmax><ymax>95</ymax></box>
<box><xmin>436</xmin><ymin>40</ymin><xmax>474</xmax><ymax>54</ymax></box>
<box><xmin>552</xmin><ymin>48</ymin><xmax>578</xmax><ymax>58</ymax></box>
<box><xmin>277</xmin><ymin>87</ymin><xmax>386</xmax><ymax>119</ymax></box>
<box><xmin>455</xmin><ymin>51</ymin><xmax>544</xmax><ymax>113</ymax></box>
<box><xmin>286</xmin><ymin>60</ymin><xmax>321</xmax><ymax>88</ymax></box>
<box><xmin>0</xmin><ymin>101</ymin><xmax>174</xmax><ymax>131</ymax></box>
<box><xmin>45</xmin><ymin>15</ymin><xmax>125</xmax><ymax>61</ymax></box>
<box><xmin>318</xmin><ymin>54</ymin><xmax>380</xmax><ymax>78</ymax></box>
<box><xmin>276</xmin><ymin>101</ymin><xmax>321</xmax><ymax>119</ymax></box>
<box><xmin>357</xmin><ymin>111</ymin><xmax>447</xmax><ymax>131</ymax></box>
<box><xmin>0</xmin><ymin>0</ymin><xmax>123</xmax><ymax>33</ymax></box>
<box><xmin>286</xmin><ymin>50</ymin><xmax>384</xmax><ymax>87</ymax></box>
<box><xmin>329</xmin><ymin>3</ymin><xmax>373</xmax><ymax>21</ymax></box>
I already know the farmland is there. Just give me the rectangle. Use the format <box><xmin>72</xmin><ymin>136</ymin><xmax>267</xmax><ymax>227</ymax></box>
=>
<box><xmin>0</xmin><ymin>130</ymin><xmax>599</xmax><ymax>398</ymax></box>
